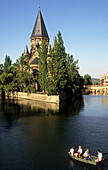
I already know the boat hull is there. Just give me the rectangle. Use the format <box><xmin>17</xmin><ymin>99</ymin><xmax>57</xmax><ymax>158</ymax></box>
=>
<box><xmin>68</xmin><ymin>153</ymin><xmax>103</xmax><ymax>166</ymax></box>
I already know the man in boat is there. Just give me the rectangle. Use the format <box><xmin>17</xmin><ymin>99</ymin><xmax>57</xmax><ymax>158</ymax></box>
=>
<box><xmin>77</xmin><ymin>146</ymin><xmax>83</xmax><ymax>157</ymax></box>
<box><xmin>83</xmin><ymin>149</ymin><xmax>94</xmax><ymax>161</ymax></box>
<box><xmin>83</xmin><ymin>149</ymin><xmax>90</xmax><ymax>158</ymax></box>
<box><xmin>68</xmin><ymin>146</ymin><xmax>75</xmax><ymax>156</ymax></box>
<box><xmin>95</xmin><ymin>150</ymin><xmax>103</xmax><ymax>162</ymax></box>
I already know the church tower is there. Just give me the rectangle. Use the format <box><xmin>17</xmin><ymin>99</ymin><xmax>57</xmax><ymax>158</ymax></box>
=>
<box><xmin>29</xmin><ymin>7</ymin><xmax>49</xmax><ymax>74</ymax></box>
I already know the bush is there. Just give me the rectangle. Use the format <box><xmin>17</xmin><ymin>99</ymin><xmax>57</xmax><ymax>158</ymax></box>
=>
<box><xmin>32</xmin><ymin>89</ymin><xmax>36</xmax><ymax>93</ymax></box>
<box><xmin>23</xmin><ymin>87</ymin><xmax>28</xmax><ymax>92</ymax></box>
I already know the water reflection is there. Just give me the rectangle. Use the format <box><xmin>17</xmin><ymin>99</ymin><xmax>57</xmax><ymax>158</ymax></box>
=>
<box><xmin>101</xmin><ymin>96</ymin><xmax>108</xmax><ymax>108</ymax></box>
<box><xmin>59</xmin><ymin>96</ymin><xmax>84</xmax><ymax>116</ymax></box>
<box><xmin>0</xmin><ymin>96</ymin><xmax>108</xmax><ymax>169</ymax></box>
<box><xmin>0</xmin><ymin>96</ymin><xmax>84</xmax><ymax>130</ymax></box>
<box><xmin>69</xmin><ymin>159</ymin><xmax>103</xmax><ymax>170</ymax></box>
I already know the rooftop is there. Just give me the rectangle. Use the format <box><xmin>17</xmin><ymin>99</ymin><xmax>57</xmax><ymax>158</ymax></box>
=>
<box><xmin>31</xmin><ymin>8</ymin><xmax>49</xmax><ymax>39</ymax></box>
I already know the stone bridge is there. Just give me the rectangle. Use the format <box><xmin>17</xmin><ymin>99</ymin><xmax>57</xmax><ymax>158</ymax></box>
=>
<box><xmin>83</xmin><ymin>85</ymin><xmax>108</xmax><ymax>95</ymax></box>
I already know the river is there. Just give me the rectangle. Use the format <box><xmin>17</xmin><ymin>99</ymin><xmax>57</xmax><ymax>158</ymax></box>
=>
<box><xmin>0</xmin><ymin>95</ymin><xmax>108</xmax><ymax>170</ymax></box>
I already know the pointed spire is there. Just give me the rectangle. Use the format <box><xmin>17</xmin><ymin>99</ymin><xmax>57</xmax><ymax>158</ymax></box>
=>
<box><xmin>31</xmin><ymin>8</ymin><xmax>49</xmax><ymax>39</ymax></box>
<box><xmin>24</xmin><ymin>45</ymin><xmax>29</xmax><ymax>54</ymax></box>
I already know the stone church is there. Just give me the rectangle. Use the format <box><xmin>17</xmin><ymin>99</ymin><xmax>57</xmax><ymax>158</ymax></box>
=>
<box><xmin>22</xmin><ymin>7</ymin><xmax>49</xmax><ymax>77</ymax></box>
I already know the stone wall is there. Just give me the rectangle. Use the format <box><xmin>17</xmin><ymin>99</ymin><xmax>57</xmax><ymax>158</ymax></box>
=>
<box><xmin>5</xmin><ymin>92</ymin><xmax>67</xmax><ymax>103</ymax></box>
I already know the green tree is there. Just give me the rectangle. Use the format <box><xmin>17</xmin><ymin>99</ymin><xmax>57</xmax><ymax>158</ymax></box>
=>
<box><xmin>0</xmin><ymin>55</ymin><xmax>35</xmax><ymax>93</ymax></box>
<box><xmin>14</xmin><ymin>55</ymin><xmax>35</xmax><ymax>92</ymax></box>
<box><xmin>66</xmin><ymin>54</ymin><xmax>83</xmax><ymax>94</ymax></box>
<box><xmin>92</xmin><ymin>78</ymin><xmax>100</xmax><ymax>85</ymax></box>
<box><xmin>47</xmin><ymin>31</ymin><xmax>67</xmax><ymax>95</ymax></box>
<box><xmin>38</xmin><ymin>40</ymin><xmax>47</xmax><ymax>92</ymax></box>
<box><xmin>0</xmin><ymin>64</ymin><xmax>4</xmax><ymax>75</ymax></box>
<box><xmin>4</xmin><ymin>55</ymin><xmax>12</xmax><ymax>72</ymax></box>
<box><xmin>55</xmin><ymin>32</ymin><xmax>67</xmax><ymax>91</ymax></box>
<box><xmin>84</xmin><ymin>74</ymin><xmax>92</xmax><ymax>85</ymax></box>
<box><xmin>47</xmin><ymin>45</ymin><xmax>57</xmax><ymax>95</ymax></box>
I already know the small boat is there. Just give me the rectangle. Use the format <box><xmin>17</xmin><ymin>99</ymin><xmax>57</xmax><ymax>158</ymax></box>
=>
<box><xmin>68</xmin><ymin>153</ymin><xmax>103</xmax><ymax>166</ymax></box>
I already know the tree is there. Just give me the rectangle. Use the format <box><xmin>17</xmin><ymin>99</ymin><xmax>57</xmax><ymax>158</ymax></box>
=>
<box><xmin>55</xmin><ymin>32</ymin><xmax>67</xmax><ymax>91</ymax></box>
<box><xmin>47</xmin><ymin>31</ymin><xmax>67</xmax><ymax>95</ymax></box>
<box><xmin>0</xmin><ymin>55</ymin><xmax>35</xmax><ymax>93</ymax></box>
<box><xmin>84</xmin><ymin>74</ymin><xmax>92</xmax><ymax>85</ymax></box>
<box><xmin>66</xmin><ymin>54</ymin><xmax>83</xmax><ymax>94</ymax></box>
<box><xmin>92</xmin><ymin>78</ymin><xmax>100</xmax><ymax>85</ymax></box>
<box><xmin>14</xmin><ymin>55</ymin><xmax>35</xmax><ymax>92</ymax></box>
<box><xmin>4</xmin><ymin>56</ymin><xmax>12</xmax><ymax>72</ymax></box>
<box><xmin>0</xmin><ymin>64</ymin><xmax>4</xmax><ymax>75</ymax></box>
<box><xmin>0</xmin><ymin>31</ymin><xmax>83</xmax><ymax>96</ymax></box>
<box><xmin>38</xmin><ymin>40</ymin><xmax>48</xmax><ymax>92</ymax></box>
<box><xmin>47</xmin><ymin>45</ymin><xmax>57</xmax><ymax>95</ymax></box>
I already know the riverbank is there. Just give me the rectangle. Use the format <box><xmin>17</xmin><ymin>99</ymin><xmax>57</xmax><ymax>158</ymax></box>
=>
<box><xmin>3</xmin><ymin>91</ymin><xmax>67</xmax><ymax>104</ymax></box>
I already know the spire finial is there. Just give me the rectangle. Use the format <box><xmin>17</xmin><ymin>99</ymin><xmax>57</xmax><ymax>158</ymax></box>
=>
<box><xmin>39</xmin><ymin>3</ymin><xmax>40</xmax><ymax>10</ymax></box>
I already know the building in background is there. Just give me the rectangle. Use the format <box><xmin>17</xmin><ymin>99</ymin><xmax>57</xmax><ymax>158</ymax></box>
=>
<box><xmin>100</xmin><ymin>73</ymin><xmax>108</xmax><ymax>85</ymax></box>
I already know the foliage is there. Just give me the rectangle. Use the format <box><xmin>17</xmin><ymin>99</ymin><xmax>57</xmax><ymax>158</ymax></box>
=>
<box><xmin>38</xmin><ymin>40</ymin><xmax>48</xmax><ymax>92</ymax></box>
<box><xmin>0</xmin><ymin>64</ymin><xmax>4</xmax><ymax>75</ymax></box>
<box><xmin>84</xmin><ymin>74</ymin><xmax>92</xmax><ymax>85</ymax></box>
<box><xmin>4</xmin><ymin>55</ymin><xmax>12</xmax><ymax>72</ymax></box>
<box><xmin>92</xmin><ymin>78</ymin><xmax>100</xmax><ymax>85</ymax></box>
<box><xmin>0</xmin><ymin>55</ymin><xmax>35</xmax><ymax>93</ymax></box>
<box><xmin>47</xmin><ymin>46</ymin><xmax>58</xmax><ymax>95</ymax></box>
<box><xmin>0</xmin><ymin>31</ymin><xmax>84</xmax><ymax>96</ymax></box>
<box><xmin>32</xmin><ymin>89</ymin><xmax>36</xmax><ymax>93</ymax></box>
<box><xmin>47</xmin><ymin>31</ymin><xmax>84</xmax><ymax>95</ymax></box>
<box><xmin>47</xmin><ymin>32</ymin><xmax>67</xmax><ymax>95</ymax></box>
<box><xmin>54</xmin><ymin>32</ymin><xmax>67</xmax><ymax>91</ymax></box>
<box><xmin>66</xmin><ymin>54</ymin><xmax>84</xmax><ymax>94</ymax></box>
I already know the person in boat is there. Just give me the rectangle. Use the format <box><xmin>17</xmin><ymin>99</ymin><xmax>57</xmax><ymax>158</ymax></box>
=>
<box><xmin>83</xmin><ymin>149</ymin><xmax>94</xmax><ymax>161</ymax></box>
<box><xmin>77</xmin><ymin>146</ymin><xmax>83</xmax><ymax>157</ymax></box>
<box><xmin>68</xmin><ymin>146</ymin><xmax>75</xmax><ymax>156</ymax></box>
<box><xmin>83</xmin><ymin>149</ymin><xmax>90</xmax><ymax>158</ymax></box>
<box><xmin>95</xmin><ymin>150</ymin><xmax>103</xmax><ymax>162</ymax></box>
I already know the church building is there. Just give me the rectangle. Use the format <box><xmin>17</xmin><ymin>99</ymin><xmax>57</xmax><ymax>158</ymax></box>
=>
<box><xmin>22</xmin><ymin>7</ymin><xmax>49</xmax><ymax>76</ymax></box>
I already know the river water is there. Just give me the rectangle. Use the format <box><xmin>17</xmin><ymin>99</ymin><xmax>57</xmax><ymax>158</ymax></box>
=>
<box><xmin>0</xmin><ymin>95</ymin><xmax>108</xmax><ymax>170</ymax></box>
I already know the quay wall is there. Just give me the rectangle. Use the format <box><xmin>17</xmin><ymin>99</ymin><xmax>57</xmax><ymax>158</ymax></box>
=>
<box><xmin>5</xmin><ymin>91</ymin><xmax>67</xmax><ymax>103</ymax></box>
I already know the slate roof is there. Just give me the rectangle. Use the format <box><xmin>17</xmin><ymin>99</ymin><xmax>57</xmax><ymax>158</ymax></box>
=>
<box><xmin>31</xmin><ymin>8</ymin><xmax>49</xmax><ymax>38</ymax></box>
<box><xmin>30</xmin><ymin>57</ymin><xmax>38</xmax><ymax>65</ymax></box>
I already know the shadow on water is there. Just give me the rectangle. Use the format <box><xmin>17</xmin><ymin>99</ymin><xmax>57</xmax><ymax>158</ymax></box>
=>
<box><xmin>0</xmin><ymin>96</ymin><xmax>84</xmax><ymax>130</ymax></box>
<box><xmin>59</xmin><ymin>95</ymin><xmax>84</xmax><ymax>116</ymax></box>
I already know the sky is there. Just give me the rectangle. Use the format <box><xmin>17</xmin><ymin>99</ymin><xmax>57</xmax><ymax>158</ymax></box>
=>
<box><xmin>0</xmin><ymin>0</ymin><xmax>108</xmax><ymax>78</ymax></box>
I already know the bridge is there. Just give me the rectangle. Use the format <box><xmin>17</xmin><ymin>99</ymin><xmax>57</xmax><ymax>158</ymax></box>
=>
<box><xmin>83</xmin><ymin>85</ymin><xmax>108</xmax><ymax>95</ymax></box>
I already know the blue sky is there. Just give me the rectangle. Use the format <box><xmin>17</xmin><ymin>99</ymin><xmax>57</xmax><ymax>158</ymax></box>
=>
<box><xmin>0</xmin><ymin>0</ymin><xmax>108</xmax><ymax>78</ymax></box>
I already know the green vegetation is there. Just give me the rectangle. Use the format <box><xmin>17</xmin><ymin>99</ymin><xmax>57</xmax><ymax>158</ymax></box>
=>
<box><xmin>38</xmin><ymin>40</ymin><xmax>48</xmax><ymax>92</ymax></box>
<box><xmin>0</xmin><ymin>55</ymin><xmax>35</xmax><ymax>93</ymax></box>
<box><xmin>83</xmin><ymin>74</ymin><xmax>92</xmax><ymax>85</ymax></box>
<box><xmin>83</xmin><ymin>75</ymin><xmax>100</xmax><ymax>85</ymax></box>
<box><xmin>0</xmin><ymin>31</ymin><xmax>83</xmax><ymax>96</ymax></box>
<box><xmin>46</xmin><ymin>32</ymin><xmax>68</xmax><ymax>95</ymax></box>
<box><xmin>39</xmin><ymin>31</ymin><xmax>83</xmax><ymax>95</ymax></box>
<box><xmin>0</xmin><ymin>64</ymin><xmax>4</xmax><ymax>75</ymax></box>
<box><xmin>92</xmin><ymin>78</ymin><xmax>100</xmax><ymax>85</ymax></box>
<box><xmin>66</xmin><ymin>54</ymin><xmax>83</xmax><ymax>94</ymax></box>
